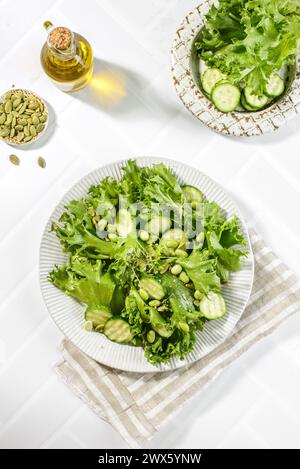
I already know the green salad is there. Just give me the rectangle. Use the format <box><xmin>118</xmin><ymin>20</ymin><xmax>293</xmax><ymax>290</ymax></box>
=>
<box><xmin>49</xmin><ymin>161</ymin><xmax>247</xmax><ymax>365</ymax></box>
<box><xmin>195</xmin><ymin>0</ymin><xmax>300</xmax><ymax>113</ymax></box>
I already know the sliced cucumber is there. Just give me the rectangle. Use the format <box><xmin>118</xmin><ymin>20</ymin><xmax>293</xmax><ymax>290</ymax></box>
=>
<box><xmin>104</xmin><ymin>318</ymin><xmax>133</xmax><ymax>343</ymax></box>
<box><xmin>182</xmin><ymin>185</ymin><xmax>203</xmax><ymax>204</ymax></box>
<box><xmin>145</xmin><ymin>216</ymin><xmax>171</xmax><ymax>236</ymax></box>
<box><xmin>265</xmin><ymin>73</ymin><xmax>285</xmax><ymax>98</ymax></box>
<box><xmin>85</xmin><ymin>305</ymin><xmax>112</xmax><ymax>329</ymax></box>
<box><xmin>241</xmin><ymin>94</ymin><xmax>257</xmax><ymax>112</ymax></box>
<box><xmin>140</xmin><ymin>277</ymin><xmax>165</xmax><ymax>300</ymax></box>
<box><xmin>211</xmin><ymin>82</ymin><xmax>241</xmax><ymax>113</ymax></box>
<box><xmin>202</xmin><ymin>68</ymin><xmax>224</xmax><ymax>95</ymax></box>
<box><xmin>200</xmin><ymin>292</ymin><xmax>226</xmax><ymax>320</ymax></box>
<box><xmin>244</xmin><ymin>87</ymin><xmax>268</xmax><ymax>109</ymax></box>
<box><xmin>116</xmin><ymin>209</ymin><xmax>132</xmax><ymax>238</ymax></box>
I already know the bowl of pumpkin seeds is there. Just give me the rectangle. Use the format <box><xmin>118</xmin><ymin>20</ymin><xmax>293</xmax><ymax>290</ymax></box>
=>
<box><xmin>0</xmin><ymin>89</ymin><xmax>48</xmax><ymax>146</ymax></box>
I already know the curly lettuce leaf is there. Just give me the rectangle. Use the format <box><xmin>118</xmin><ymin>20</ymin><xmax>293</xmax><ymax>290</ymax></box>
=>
<box><xmin>178</xmin><ymin>250</ymin><xmax>221</xmax><ymax>295</ymax></box>
<box><xmin>49</xmin><ymin>267</ymin><xmax>116</xmax><ymax>307</ymax></box>
<box><xmin>196</xmin><ymin>0</ymin><xmax>300</xmax><ymax>95</ymax></box>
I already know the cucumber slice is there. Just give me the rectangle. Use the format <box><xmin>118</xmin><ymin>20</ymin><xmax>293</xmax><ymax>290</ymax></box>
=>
<box><xmin>202</xmin><ymin>68</ymin><xmax>224</xmax><ymax>94</ymax></box>
<box><xmin>85</xmin><ymin>305</ymin><xmax>112</xmax><ymax>329</ymax></box>
<box><xmin>200</xmin><ymin>292</ymin><xmax>226</xmax><ymax>320</ymax></box>
<box><xmin>244</xmin><ymin>87</ymin><xmax>268</xmax><ymax>109</ymax></box>
<box><xmin>265</xmin><ymin>74</ymin><xmax>285</xmax><ymax>98</ymax></box>
<box><xmin>140</xmin><ymin>277</ymin><xmax>165</xmax><ymax>300</ymax></box>
<box><xmin>241</xmin><ymin>94</ymin><xmax>257</xmax><ymax>112</ymax></box>
<box><xmin>211</xmin><ymin>82</ymin><xmax>241</xmax><ymax>113</ymax></box>
<box><xmin>104</xmin><ymin>318</ymin><xmax>133</xmax><ymax>343</ymax></box>
<box><xmin>145</xmin><ymin>216</ymin><xmax>171</xmax><ymax>236</ymax></box>
<box><xmin>182</xmin><ymin>185</ymin><xmax>203</xmax><ymax>204</ymax></box>
<box><xmin>116</xmin><ymin>209</ymin><xmax>132</xmax><ymax>237</ymax></box>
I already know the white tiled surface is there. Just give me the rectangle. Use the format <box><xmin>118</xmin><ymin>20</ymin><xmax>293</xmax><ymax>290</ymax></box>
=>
<box><xmin>0</xmin><ymin>0</ymin><xmax>300</xmax><ymax>449</ymax></box>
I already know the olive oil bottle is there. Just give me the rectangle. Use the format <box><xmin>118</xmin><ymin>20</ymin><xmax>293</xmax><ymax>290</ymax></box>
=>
<box><xmin>41</xmin><ymin>22</ymin><xmax>93</xmax><ymax>92</ymax></box>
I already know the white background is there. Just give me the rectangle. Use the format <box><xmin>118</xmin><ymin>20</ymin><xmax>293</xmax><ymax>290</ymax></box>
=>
<box><xmin>0</xmin><ymin>0</ymin><xmax>300</xmax><ymax>449</ymax></box>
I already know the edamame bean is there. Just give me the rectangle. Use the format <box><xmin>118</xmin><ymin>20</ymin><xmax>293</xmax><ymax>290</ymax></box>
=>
<box><xmin>171</xmin><ymin>264</ymin><xmax>182</xmax><ymax>276</ymax></box>
<box><xmin>139</xmin><ymin>230</ymin><xmax>150</xmax><ymax>242</ymax></box>
<box><xmin>178</xmin><ymin>322</ymin><xmax>190</xmax><ymax>333</ymax></box>
<box><xmin>149</xmin><ymin>300</ymin><xmax>161</xmax><ymax>308</ymax></box>
<box><xmin>175</xmin><ymin>248</ymin><xmax>188</xmax><ymax>258</ymax></box>
<box><xmin>194</xmin><ymin>290</ymin><xmax>202</xmax><ymax>300</ymax></box>
<box><xmin>139</xmin><ymin>289</ymin><xmax>149</xmax><ymax>301</ymax></box>
<box><xmin>147</xmin><ymin>330</ymin><xmax>156</xmax><ymax>344</ymax></box>
<box><xmin>179</xmin><ymin>272</ymin><xmax>190</xmax><ymax>284</ymax></box>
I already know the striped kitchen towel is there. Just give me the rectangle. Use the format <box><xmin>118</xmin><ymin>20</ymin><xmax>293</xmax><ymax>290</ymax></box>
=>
<box><xmin>56</xmin><ymin>229</ymin><xmax>300</xmax><ymax>448</ymax></box>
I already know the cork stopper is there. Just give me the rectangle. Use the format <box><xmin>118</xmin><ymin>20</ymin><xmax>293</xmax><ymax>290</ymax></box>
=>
<box><xmin>49</xmin><ymin>27</ymin><xmax>72</xmax><ymax>50</ymax></box>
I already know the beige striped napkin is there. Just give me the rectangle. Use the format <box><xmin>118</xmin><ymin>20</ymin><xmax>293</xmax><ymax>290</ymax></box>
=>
<box><xmin>56</xmin><ymin>229</ymin><xmax>300</xmax><ymax>448</ymax></box>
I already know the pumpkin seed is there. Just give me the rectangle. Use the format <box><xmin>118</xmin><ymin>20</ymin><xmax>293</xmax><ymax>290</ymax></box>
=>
<box><xmin>18</xmin><ymin>103</ymin><xmax>27</xmax><ymax>114</ymax></box>
<box><xmin>30</xmin><ymin>125</ymin><xmax>37</xmax><ymax>137</ymax></box>
<box><xmin>5</xmin><ymin>114</ymin><xmax>13</xmax><ymax>125</ymax></box>
<box><xmin>38</xmin><ymin>156</ymin><xmax>46</xmax><ymax>168</ymax></box>
<box><xmin>17</xmin><ymin>131</ymin><xmax>24</xmax><ymax>141</ymax></box>
<box><xmin>28</xmin><ymin>101</ymin><xmax>39</xmax><ymax>110</ymax></box>
<box><xmin>0</xmin><ymin>127</ymin><xmax>10</xmax><ymax>137</ymax></box>
<box><xmin>9</xmin><ymin>154</ymin><xmax>20</xmax><ymax>166</ymax></box>
<box><xmin>12</xmin><ymin>98</ymin><xmax>21</xmax><ymax>108</ymax></box>
<box><xmin>0</xmin><ymin>90</ymin><xmax>47</xmax><ymax>143</ymax></box>
<box><xmin>36</xmin><ymin>123</ymin><xmax>45</xmax><ymax>133</ymax></box>
<box><xmin>4</xmin><ymin>100</ymin><xmax>12</xmax><ymax>113</ymax></box>
<box><xmin>32</xmin><ymin>115</ymin><xmax>39</xmax><ymax>125</ymax></box>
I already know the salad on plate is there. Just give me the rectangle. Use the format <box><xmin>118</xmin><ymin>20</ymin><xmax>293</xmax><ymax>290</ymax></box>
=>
<box><xmin>195</xmin><ymin>0</ymin><xmax>300</xmax><ymax>113</ymax></box>
<box><xmin>49</xmin><ymin>161</ymin><xmax>247</xmax><ymax>365</ymax></box>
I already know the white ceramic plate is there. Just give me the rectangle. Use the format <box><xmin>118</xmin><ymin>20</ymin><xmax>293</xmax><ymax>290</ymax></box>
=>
<box><xmin>171</xmin><ymin>0</ymin><xmax>300</xmax><ymax>137</ymax></box>
<box><xmin>39</xmin><ymin>157</ymin><xmax>254</xmax><ymax>372</ymax></box>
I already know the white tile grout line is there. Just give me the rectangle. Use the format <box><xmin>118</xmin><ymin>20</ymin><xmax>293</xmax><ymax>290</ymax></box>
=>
<box><xmin>0</xmin><ymin>269</ymin><xmax>37</xmax><ymax>317</ymax></box>
<box><xmin>238</xmin><ymin>184</ymin><xmax>300</xmax><ymax>255</ymax></box>
<box><xmin>0</xmin><ymin>316</ymin><xmax>53</xmax><ymax>378</ymax></box>
<box><xmin>241</xmin><ymin>422</ymin><xmax>272</xmax><ymax>449</ymax></box>
<box><xmin>0</xmin><ymin>0</ymin><xmax>64</xmax><ymax>70</ymax></box>
<box><xmin>40</xmin><ymin>406</ymin><xmax>88</xmax><ymax>449</ymax></box>
<box><xmin>243</xmin><ymin>362</ymin><xmax>300</xmax><ymax>427</ymax></box>
<box><xmin>0</xmin><ymin>374</ymin><xmax>78</xmax><ymax>444</ymax></box>
<box><xmin>94</xmin><ymin>0</ymin><xmax>168</xmax><ymax>65</ymax></box>
<box><xmin>265</xmin><ymin>154</ymin><xmax>300</xmax><ymax>197</ymax></box>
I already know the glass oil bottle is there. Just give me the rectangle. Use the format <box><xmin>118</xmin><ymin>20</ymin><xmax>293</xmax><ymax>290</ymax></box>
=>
<box><xmin>41</xmin><ymin>22</ymin><xmax>93</xmax><ymax>92</ymax></box>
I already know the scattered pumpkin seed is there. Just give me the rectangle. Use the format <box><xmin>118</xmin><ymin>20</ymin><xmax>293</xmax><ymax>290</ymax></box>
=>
<box><xmin>38</xmin><ymin>156</ymin><xmax>46</xmax><ymax>168</ymax></box>
<box><xmin>9</xmin><ymin>154</ymin><xmax>20</xmax><ymax>166</ymax></box>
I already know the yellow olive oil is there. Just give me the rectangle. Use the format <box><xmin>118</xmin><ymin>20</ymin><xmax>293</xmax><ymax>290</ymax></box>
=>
<box><xmin>41</xmin><ymin>24</ymin><xmax>93</xmax><ymax>92</ymax></box>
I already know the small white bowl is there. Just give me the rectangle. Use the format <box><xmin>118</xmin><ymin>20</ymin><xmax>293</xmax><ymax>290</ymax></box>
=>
<box><xmin>0</xmin><ymin>88</ymin><xmax>49</xmax><ymax>146</ymax></box>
